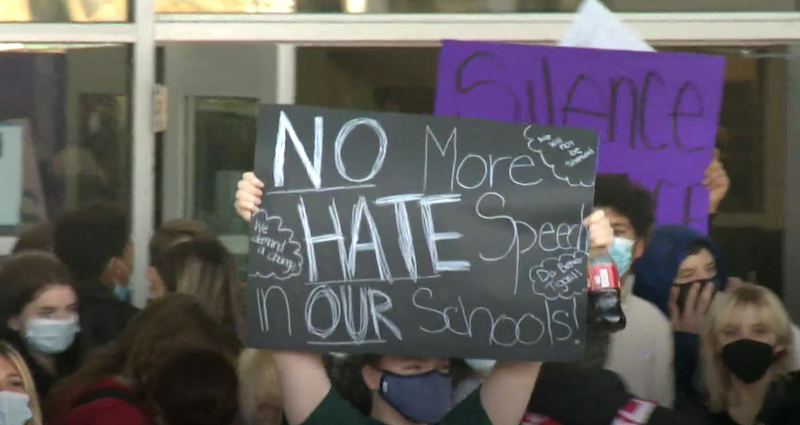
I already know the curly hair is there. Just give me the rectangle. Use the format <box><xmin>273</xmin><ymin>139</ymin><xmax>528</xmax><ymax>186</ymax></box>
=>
<box><xmin>46</xmin><ymin>294</ymin><xmax>242</xmax><ymax>420</ymax></box>
<box><xmin>594</xmin><ymin>173</ymin><xmax>656</xmax><ymax>239</ymax></box>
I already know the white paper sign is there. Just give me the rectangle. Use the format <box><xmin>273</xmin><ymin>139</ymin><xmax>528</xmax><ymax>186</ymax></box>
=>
<box><xmin>0</xmin><ymin>125</ymin><xmax>23</xmax><ymax>226</ymax></box>
<box><xmin>559</xmin><ymin>0</ymin><xmax>655</xmax><ymax>52</ymax></box>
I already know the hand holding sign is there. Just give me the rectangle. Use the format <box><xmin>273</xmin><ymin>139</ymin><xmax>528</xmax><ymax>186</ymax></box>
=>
<box><xmin>236</xmin><ymin>172</ymin><xmax>264</xmax><ymax>222</ymax></box>
<box><xmin>704</xmin><ymin>149</ymin><xmax>729</xmax><ymax>214</ymax></box>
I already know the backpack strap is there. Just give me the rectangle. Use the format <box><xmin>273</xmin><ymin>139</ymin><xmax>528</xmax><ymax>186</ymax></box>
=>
<box><xmin>75</xmin><ymin>387</ymin><xmax>141</xmax><ymax>409</ymax></box>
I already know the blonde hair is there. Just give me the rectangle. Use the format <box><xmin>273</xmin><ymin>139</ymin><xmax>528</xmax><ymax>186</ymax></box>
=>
<box><xmin>154</xmin><ymin>238</ymin><xmax>242</xmax><ymax>333</ymax></box>
<box><xmin>0</xmin><ymin>342</ymin><xmax>43</xmax><ymax>425</ymax></box>
<box><xmin>238</xmin><ymin>349</ymin><xmax>282</xmax><ymax>425</ymax></box>
<box><xmin>701</xmin><ymin>284</ymin><xmax>796</xmax><ymax>412</ymax></box>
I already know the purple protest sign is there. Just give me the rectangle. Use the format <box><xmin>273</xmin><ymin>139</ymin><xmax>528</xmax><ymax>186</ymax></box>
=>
<box><xmin>435</xmin><ymin>40</ymin><xmax>725</xmax><ymax>233</ymax></box>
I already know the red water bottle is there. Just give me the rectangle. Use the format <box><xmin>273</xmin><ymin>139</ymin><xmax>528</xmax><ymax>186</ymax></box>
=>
<box><xmin>587</xmin><ymin>249</ymin><xmax>626</xmax><ymax>332</ymax></box>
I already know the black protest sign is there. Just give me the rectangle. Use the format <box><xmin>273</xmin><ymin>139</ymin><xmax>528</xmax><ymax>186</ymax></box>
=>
<box><xmin>246</xmin><ymin>104</ymin><xmax>599</xmax><ymax>361</ymax></box>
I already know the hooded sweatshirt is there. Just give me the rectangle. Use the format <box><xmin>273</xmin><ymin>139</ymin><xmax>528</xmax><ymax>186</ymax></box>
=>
<box><xmin>631</xmin><ymin>225</ymin><xmax>727</xmax><ymax>407</ymax></box>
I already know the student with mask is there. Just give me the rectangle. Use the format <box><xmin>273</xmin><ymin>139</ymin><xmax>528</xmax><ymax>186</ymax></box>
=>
<box><xmin>53</xmin><ymin>203</ymin><xmax>139</xmax><ymax>349</ymax></box>
<box><xmin>234</xmin><ymin>171</ymin><xmax>614</xmax><ymax>425</ymax></box>
<box><xmin>633</xmin><ymin>225</ymin><xmax>727</xmax><ymax>408</ymax></box>
<box><xmin>0</xmin><ymin>341</ymin><xmax>43</xmax><ymax>425</ymax></box>
<box><xmin>592</xmin><ymin>173</ymin><xmax>674</xmax><ymax>407</ymax></box>
<box><xmin>0</xmin><ymin>253</ymin><xmax>83</xmax><ymax>401</ymax></box>
<box><xmin>700</xmin><ymin>284</ymin><xmax>796</xmax><ymax>425</ymax></box>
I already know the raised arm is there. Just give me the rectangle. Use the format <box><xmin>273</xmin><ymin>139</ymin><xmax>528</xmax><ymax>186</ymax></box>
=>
<box><xmin>235</xmin><ymin>172</ymin><xmax>336</xmax><ymax>424</ymax></box>
<box><xmin>479</xmin><ymin>210</ymin><xmax>613</xmax><ymax>425</ymax></box>
<box><xmin>272</xmin><ymin>351</ymin><xmax>332</xmax><ymax>424</ymax></box>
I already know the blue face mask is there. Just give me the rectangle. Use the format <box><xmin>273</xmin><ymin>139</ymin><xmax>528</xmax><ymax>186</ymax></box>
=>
<box><xmin>113</xmin><ymin>283</ymin><xmax>130</xmax><ymax>302</ymax></box>
<box><xmin>379</xmin><ymin>370</ymin><xmax>452</xmax><ymax>424</ymax></box>
<box><xmin>609</xmin><ymin>237</ymin><xmax>635</xmax><ymax>276</ymax></box>
<box><xmin>464</xmin><ymin>359</ymin><xmax>496</xmax><ymax>376</ymax></box>
<box><xmin>24</xmin><ymin>316</ymin><xmax>80</xmax><ymax>354</ymax></box>
<box><xmin>0</xmin><ymin>391</ymin><xmax>33</xmax><ymax>425</ymax></box>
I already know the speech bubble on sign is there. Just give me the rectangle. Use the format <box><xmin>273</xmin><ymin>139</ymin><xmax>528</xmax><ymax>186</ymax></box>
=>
<box><xmin>529</xmin><ymin>252</ymin><xmax>588</xmax><ymax>301</ymax></box>
<box><xmin>249</xmin><ymin>209</ymin><xmax>304</xmax><ymax>280</ymax></box>
<box><xmin>524</xmin><ymin>126</ymin><xmax>596</xmax><ymax>188</ymax></box>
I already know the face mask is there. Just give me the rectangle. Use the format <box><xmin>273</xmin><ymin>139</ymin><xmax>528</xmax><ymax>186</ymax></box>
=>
<box><xmin>721</xmin><ymin>339</ymin><xmax>775</xmax><ymax>384</ymax></box>
<box><xmin>609</xmin><ymin>237</ymin><xmax>635</xmax><ymax>276</ymax></box>
<box><xmin>24</xmin><ymin>316</ymin><xmax>79</xmax><ymax>354</ymax></box>
<box><xmin>113</xmin><ymin>284</ymin><xmax>130</xmax><ymax>302</ymax></box>
<box><xmin>673</xmin><ymin>277</ymin><xmax>719</xmax><ymax>313</ymax></box>
<box><xmin>464</xmin><ymin>359</ymin><xmax>496</xmax><ymax>376</ymax></box>
<box><xmin>112</xmin><ymin>258</ymin><xmax>132</xmax><ymax>302</ymax></box>
<box><xmin>378</xmin><ymin>370</ymin><xmax>452</xmax><ymax>424</ymax></box>
<box><xmin>0</xmin><ymin>391</ymin><xmax>33</xmax><ymax>425</ymax></box>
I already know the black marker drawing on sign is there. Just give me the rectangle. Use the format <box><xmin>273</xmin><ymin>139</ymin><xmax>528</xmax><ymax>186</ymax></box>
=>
<box><xmin>446</xmin><ymin>47</ymin><xmax>715</xmax><ymax>231</ymax></box>
<box><xmin>451</xmin><ymin>52</ymin><xmax>711</xmax><ymax>153</ymax></box>
<box><xmin>246</xmin><ymin>104</ymin><xmax>598</xmax><ymax>361</ymax></box>
<box><xmin>249</xmin><ymin>209</ymin><xmax>304</xmax><ymax>280</ymax></box>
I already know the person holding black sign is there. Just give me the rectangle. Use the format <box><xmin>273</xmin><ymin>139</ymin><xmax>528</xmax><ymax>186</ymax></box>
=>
<box><xmin>235</xmin><ymin>171</ymin><xmax>615</xmax><ymax>425</ymax></box>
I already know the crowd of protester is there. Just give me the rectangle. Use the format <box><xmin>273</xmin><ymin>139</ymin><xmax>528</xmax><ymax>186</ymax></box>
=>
<box><xmin>0</xmin><ymin>150</ymin><xmax>799</xmax><ymax>425</ymax></box>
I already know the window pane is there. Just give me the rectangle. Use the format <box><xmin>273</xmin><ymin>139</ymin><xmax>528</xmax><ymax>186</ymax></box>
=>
<box><xmin>0</xmin><ymin>44</ymin><xmax>131</xmax><ymax>253</ymax></box>
<box><xmin>295</xmin><ymin>46</ymin><xmax>788</xmax><ymax>298</ymax></box>
<box><xmin>0</xmin><ymin>0</ymin><xmax>127</xmax><ymax>21</ymax></box>
<box><xmin>155</xmin><ymin>0</ymin><xmax>798</xmax><ymax>14</ymax></box>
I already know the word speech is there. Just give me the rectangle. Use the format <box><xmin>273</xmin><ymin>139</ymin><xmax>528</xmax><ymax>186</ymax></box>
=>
<box><xmin>245</xmin><ymin>104</ymin><xmax>599</xmax><ymax>361</ymax></box>
<box><xmin>435</xmin><ymin>41</ymin><xmax>725</xmax><ymax>233</ymax></box>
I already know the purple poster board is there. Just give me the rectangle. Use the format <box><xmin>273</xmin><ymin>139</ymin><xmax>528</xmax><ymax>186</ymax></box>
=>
<box><xmin>435</xmin><ymin>41</ymin><xmax>725</xmax><ymax>233</ymax></box>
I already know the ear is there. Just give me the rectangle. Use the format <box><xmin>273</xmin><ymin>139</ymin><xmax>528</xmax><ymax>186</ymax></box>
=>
<box><xmin>7</xmin><ymin>316</ymin><xmax>22</xmax><ymax>332</ymax></box>
<box><xmin>632</xmin><ymin>237</ymin><xmax>646</xmax><ymax>260</ymax></box>
<box><xmin>146</xmin><ymin>266</ymin><xmax>158</xmax><ymax>283</ymax></box>
<box><xmin>362</xmin><ymin>364</ymin><xmax>382</xmax><ymax>392</ymax></box>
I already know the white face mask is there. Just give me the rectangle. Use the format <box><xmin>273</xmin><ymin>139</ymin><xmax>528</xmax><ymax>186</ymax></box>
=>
<box><xmin>24</xmin><ymin>316</ymin><xmax>80</xmax><ymax>354</ymax></box>
<box><xmin>0</xmin><ymin>391</ymin><xmax>33</xmax><ymax>425</ymax></box>
<box><xmin>464</xmin><ymin>359</ymin><xmax>497</xmax><ymax>376</ymax></box>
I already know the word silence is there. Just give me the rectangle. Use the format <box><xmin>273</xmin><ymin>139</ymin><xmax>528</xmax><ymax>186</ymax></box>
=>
<box><xmin>435</xmin><ymin>41</ymin><xmax>726</xmax><ymax>233</ymax></box>
<box><xmin>245</xmin><ymin>104</ymin><xmax>599</xmax><ymax>361</ymax></box>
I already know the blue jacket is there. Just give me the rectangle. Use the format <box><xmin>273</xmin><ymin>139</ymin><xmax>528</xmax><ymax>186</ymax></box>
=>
<box><xmin>631</xmin><ymin>225</ymin><xmax>727</xmax><ymax>406</ymax></box>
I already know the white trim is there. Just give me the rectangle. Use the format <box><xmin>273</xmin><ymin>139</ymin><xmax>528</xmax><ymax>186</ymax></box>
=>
<box><xmin>0</xmin><ymin>236</ymin><xmax>17</xmax><ymax>257</ymax></box>
<box><xmin>155</xmin><ymin>12</ymin><xmax>800</xmax><ymax>45</ymax></box>
<box><xmin>0</xmin><ymin>24</ymin><xmax>137</xmax><ymax>43</ymax></box>
<box><xmin>130</xmin><ymin>0</ymin><xmax>157</xmax><ymax>309</ymax></box>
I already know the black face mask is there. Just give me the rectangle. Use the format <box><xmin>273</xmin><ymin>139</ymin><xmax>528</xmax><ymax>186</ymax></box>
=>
<box><xmin>673</xmin><ymin>276</ymin><xmax>719</xmax><ymax>313</ymax></box>
<box><xmin>721</xmin><ymin>339</ymin><xmax>776</xmax><ymax>384</ymax></box>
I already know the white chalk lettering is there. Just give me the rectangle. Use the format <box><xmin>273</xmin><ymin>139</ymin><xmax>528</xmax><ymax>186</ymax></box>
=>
<box><xmin>348</xmin><ymin>196</ymin><xmax>392</xmax><ymax>282</ymax></box>
<box><xmin>274</xmin><ymin>111</ymin><xmax>323</xmax><ymax>189</ymax></box>
<box><xmin>374</xmin><ymin>194</ymin><xmax>424</xmax><ymax>281</ymax></box>
<box><xmin>297</xmin><ymin>197</ymin><xmax>348</xmax><ymax>283</ymax></box>
<box><xmin>419</xmin><ymin>194</ymin><xmax>470</xmax><ymax>273</ymax></box>
<box><xmin>334</xmin><ymin>118</ymin><xmax>388</xmax><ymax>183</ymax></box>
